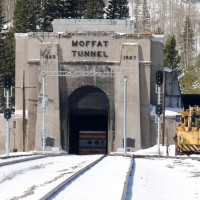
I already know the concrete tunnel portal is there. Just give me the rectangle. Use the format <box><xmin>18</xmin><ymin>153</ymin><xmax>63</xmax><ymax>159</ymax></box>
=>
<box><xmin>68</xmin><ymin>86</ymin><xmax>109</xmax><ymax>155</ymax></box>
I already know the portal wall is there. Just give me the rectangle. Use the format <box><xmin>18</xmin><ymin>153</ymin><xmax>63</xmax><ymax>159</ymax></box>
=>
<box><xmin>10</xmin><ymin>20</ymin><xmax>164</xmax><ymax>154</ymax></box>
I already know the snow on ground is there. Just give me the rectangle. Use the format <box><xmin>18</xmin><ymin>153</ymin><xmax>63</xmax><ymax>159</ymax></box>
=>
<box><xmin>131</xmin><ymin>144</ymin><xmax>176</xmax><ymax>156</ymax></box>
<box><xmin>126</xmin><ymin>158</ymin><xmax>200</xmax><ymax>200</ymax></box>
<box><xmin>0</xmin><ymin>155</ymin><xmax>104</xmax><ymax>200</ymax></box>
<box><xmin>51</xmin><ymin>156</ymin><xmax>131</xmax><ymax>200</ymax></box>
<box><xmin>0</xmin><ymin>147</ymin><xmax>200</xmax><ymax>200</ymax></box>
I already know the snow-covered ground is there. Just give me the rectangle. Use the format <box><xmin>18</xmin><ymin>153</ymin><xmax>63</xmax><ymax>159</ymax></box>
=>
<box><xmin>51</xmin><ymin>156</ymin><xmax>131</xmax><ymax>200</ymax></box>
<box><xmin>126</xmin><ymin>157</ymin><xmax>200</xmax><ymax>200</ymax></box>
<box><xmin>0</xmin><ymin>146</ymin><xmax>200</xmax><ymax>200</ymax></box>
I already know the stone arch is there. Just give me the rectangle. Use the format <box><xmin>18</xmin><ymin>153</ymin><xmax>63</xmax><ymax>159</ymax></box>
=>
<box><xmin>68</xmin><ymin>85</ymin><xmax>110</xmax><ymax>155</ymax></box>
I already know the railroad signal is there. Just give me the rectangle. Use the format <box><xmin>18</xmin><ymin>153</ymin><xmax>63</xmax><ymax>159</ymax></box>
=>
<box><xmin>4</xmin><ymin>108</ymin><xmax>11</xmax><ymax>120</ymax></box>
<box><xmin>156</xmin><ymin>70</ymin><xmax>163</xmax><ymax>86</ymax></box>
<box><xmin>156</xmin><ymin>104</ymin><xmax>162</xmax><ymax>116</ymax></box>
<box><xmin>4</xmin><ymin>75</ymin><xmax>12</xmax><ymax>90</ymax></box>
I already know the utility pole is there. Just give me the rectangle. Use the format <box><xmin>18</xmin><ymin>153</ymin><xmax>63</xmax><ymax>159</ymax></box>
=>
<box><xmin>162</xmin><ymin>71</ymin><xmax>166</xmax><ymax>146</ymax></box>
<box><xmin>16</xmin><ymin>70</ymin><xmax>35</xmax><ymax>152</ymax></box>
<box><xmin>22</xmin><ymin>70</ymin><xmax>25</xmax><ymax>152</ymax></box>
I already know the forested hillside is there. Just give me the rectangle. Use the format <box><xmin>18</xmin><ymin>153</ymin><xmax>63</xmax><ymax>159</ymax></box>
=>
<box><xmin>130</xmin><ymin>0</ymin><xmax>200</xmax><ymax>94</ymax></box>
<box><xmin>0</xmin><ymin>0</ymin><xmax>199</xmax><ymax>107</ymax></box>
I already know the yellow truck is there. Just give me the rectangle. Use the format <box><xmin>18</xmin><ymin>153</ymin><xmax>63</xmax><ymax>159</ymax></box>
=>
<box><xmin>175</xmin><ymin>106</ymin><xmax>200</xmax><ymax>155</ymax></box>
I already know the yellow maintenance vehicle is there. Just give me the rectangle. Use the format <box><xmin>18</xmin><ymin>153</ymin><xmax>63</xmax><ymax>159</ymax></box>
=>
<box><xmin>175</xmin><ymin>106</ymin><xmax>200</xmax><ymax>155</ymax></box>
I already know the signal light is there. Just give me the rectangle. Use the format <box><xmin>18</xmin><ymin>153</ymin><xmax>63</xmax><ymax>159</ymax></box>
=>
<box><xmin>156</xmin><ymin>104</ymin><xmax>162</xmax><ymax>116</ymax></box>
<box><xmin>4</xmin><ymin>75</ymin><xmax>11</xmax><ymax>89</ymax></box>
<box><xmin>156</xmin><ymin>70</ymin><xmax>163</xmax><ymax>86</ymax></box>
<box><xmin>4</xmin><ymin>108</ymin><xmax>11</xmax><ymax>120</ymax></box>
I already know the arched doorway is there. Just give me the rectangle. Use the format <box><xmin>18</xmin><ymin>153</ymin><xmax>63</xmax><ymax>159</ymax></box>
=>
<box><xmin>68</xmin><ymin>86</ymin><xmax>109</xmax><ymax>155</ymax></box>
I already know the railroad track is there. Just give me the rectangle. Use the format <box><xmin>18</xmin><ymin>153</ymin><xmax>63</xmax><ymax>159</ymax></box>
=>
<box><xmin>40</xmin><ymin>155</ymin><xmax>106</xmax><ymax>200</ymax></box>
<box><xmin>130</xmin><ymin>154</ymin><xmax>200</xmax><ymax>161</ymax></box>
<box><xmin>111</xmin><ymin>152</ymin><xmax>200</xmax><ymax>161</ymax></box>
<box><xmin>1</xmin><ymin>152</ymin><xmax>199</xmax><ymax>200</ymax></box>
<box><xmin>0</xmin><ymin>151</ymin><xmax>65</xmax><ymax>167</ymax></box>
<box><xmin>0</xmin><ymin>154</ymin><xmax>47</xmax><ymax>167</ymax></box>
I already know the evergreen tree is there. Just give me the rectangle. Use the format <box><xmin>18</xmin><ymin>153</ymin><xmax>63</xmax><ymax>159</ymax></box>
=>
<box><xmin>106</xmin><ymin>0</ymin><xmax>129</xmax><ymax>19</ymax></box>
<box><xmin>57</xmin><ymin>0</ymin><xmax>69</xmax><ymax>19</ymax></box>
<box><xmin>118</xmin><ymin>0</ymin><xmax>129</xmax><ymax>19</ymax></box>
<box><xmin>36</xmin><ymin>0</ymin><xmax>56</xmax><ymax>32</ymax></box>
<box><xmin>13</xmin><ymin>0</ymin><xmax>38</xmax><ymax>33</ymax></box>
<box><xmin>0</xmin><ymin>1</ymin><xmax>6</xmax><ymax>62</ymax></box>
<box><xmin>0</xmin><ymin>1</ymin><xmax>6</xmax><ymax>106</ymax></box>
<box><xmin>164</xmin><ymin>34</ymin><xmax>180</xmax><ymax>72</ymax></box>
<box><xmin>182</xmin><ymin>16</ymin><xmax>195</xmax><ymax>68</ymax></box>
<box><xmin>2</xmin><ymin>29</ymin><xmax>15</xmax><ymax>88</ymax></box>
<box><xmin>66</xmin><ymin>0</ymin><xmax>79</xmax><ymax>18</ymax></box>
<box><xmin>84</xmin><ymin>0</ymin><xmax>105</xmax><ymax>19</ymax></box>
<box><xmin>179</xmin><ymin>63</ymin><xmax>200</xmax><ymax>94</ymax></box>
<box><xmin>106</xmin><ymin>0</ymin><xmax>118</xmax><ymax>19</ymax></box>
<box><xmin>0</xmin><ymin>2</ymin><xmax>15</xmax><ymax>107</ymax></box>
<box><xmin>77</xmin><ymin>0</ymin><xmax>88</xmax><ymax>19</ymax></box>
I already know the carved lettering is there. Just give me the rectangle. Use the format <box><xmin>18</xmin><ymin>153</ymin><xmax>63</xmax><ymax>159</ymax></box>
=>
<box><xmin>97</xmin><ymin>41</ymin><xmax>103</xmax><ymax>47</ymax></box>
<box><xmin>91</xmin><ymin>51</ymin><xmax>96</xmax><ymax>57</ymax></box>
<box><xmin>103</xmin><ymin>41</ymin><xmax>109</xmax><ymax>47</ymax></box>
<box><xmin>72</xmin><ymin>41</ymin><xmax>78</xmax><ymax>46</ymax></box>
<box><xmin>71</xmin><ymin>40</ymin><xmax>109</xmax><ymax>58</ymax></box>
<box><xmin>42</xmin><ymin>54</ymin><xmax>56</xmax><ymax>59</ymax></box>
<box><xmin>72</xmin><ymin>40</ymin><xmax>109</xmax><ymax>47</ymax></box>
<box><xmin>72</xmin><ymin>51</ymin><xmax>108</xmax><ymax>58</ymax></box>
<box><xmin>92</xmin><ymin>41</ymin><xmax>96</xmax><ymax>47</ymax></box>
<box><xmin>79</xmin><ymin>41</ymin><xmax>85</xmax><ymax>46</ymax></box>
<box><xmin>103</xmin><ymin>51</ymin><xmax>108</xmax><ymax>57</ymax></box>
<box><xmin>123</xmin><ymin>55</ymin><xmax>137</xmax><ymax>60</ymax></box>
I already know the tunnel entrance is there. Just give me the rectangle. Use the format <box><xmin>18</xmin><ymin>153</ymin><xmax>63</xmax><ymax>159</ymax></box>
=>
<box><xmin>68</xmin><ymin>86</ymin><xmax>109</xmax><ymax>155</ymax></box>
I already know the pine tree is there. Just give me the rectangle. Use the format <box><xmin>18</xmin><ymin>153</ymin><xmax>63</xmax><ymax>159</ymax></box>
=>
<box><xmin>118</xmin><ymin>0</ymin><xmax>129</xmax><ymax>19</ymax></box>
<box><xmin>106</xmin><ymin>0</ymin><xmax>129</xmax><ymax>19</ymax></box>
<box><xmin>0</xmin><ymin>1</ymin><xmax>6</xmax><ymax>62</ymax></box>
<box><xmin>0</xmin><ymin>1</ymin><xmax>6</xmax><ymax>106</ymax></box>
<box><xmin>36</xmin><ymin>0</ymin><xmax>56</xmax><ymax>32</ymax></box>
<box><xmin>182</xmin><ymin>16</ymin><xmax>195</xmax><ymax>68</ymax></box>
<box><xmin>164</xmin><ymin>34</ymin><xmax>180</xmax><ymax>72</ymax></box>
<box><xmin>13</xmin><ymin>0</ymin><xmax>38</xmax><ymax>33</ymax></box>
<box><xmin>66</xmin><ymin>0</ymin><xmax>79</xmax><ymax>18</ymax></box>
<box><xmin>77</xmin><ymin>0</ymin><xmax>88</xmax><ymax>19</ymax></box>
<box><xmin>85</xmin><ymin>0</ymin><xmax>105</xmax><ymax>19</ymax></box>
<box><xmin>57</xmin><ymin>0</ymin><xmax>69</xmax><ymax>19</ymax></box>
<box><xmin>179</xmin><ymin>63</ymin><xmax>200</xmax><ymax>94</ymax></box>
<box><xmin>106</xmin><ymin>0</ymin><xmax>118</xmax><ymax>19</ymax></box>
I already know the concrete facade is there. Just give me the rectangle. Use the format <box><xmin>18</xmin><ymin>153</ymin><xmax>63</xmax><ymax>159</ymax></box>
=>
<box><xmin>0</xmin><ymin>19</ymin><xmax>166</xmax><ymax>154</ymax></box>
